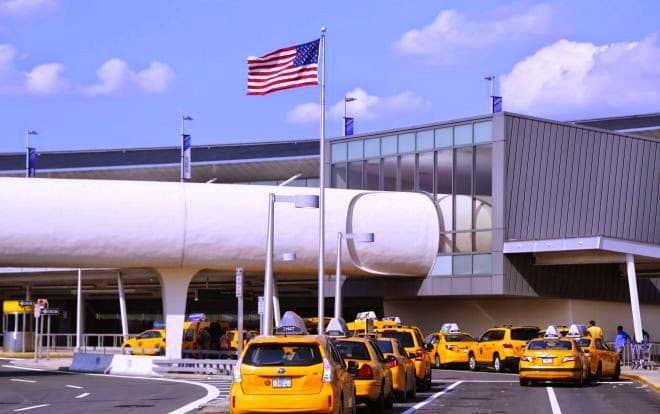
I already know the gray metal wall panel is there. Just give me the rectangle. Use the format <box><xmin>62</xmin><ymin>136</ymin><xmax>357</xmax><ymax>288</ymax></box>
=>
<box><xmin>505</xmin><ymin>114</ymin><xmax>660</xmax><ymax>244</ymax></box>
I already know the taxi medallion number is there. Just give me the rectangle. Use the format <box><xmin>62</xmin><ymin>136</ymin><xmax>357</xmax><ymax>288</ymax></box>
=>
<box><xmin>272</xmin><ymin>377</ymin><xmax>292</xmax><ymax>388</ymax></box>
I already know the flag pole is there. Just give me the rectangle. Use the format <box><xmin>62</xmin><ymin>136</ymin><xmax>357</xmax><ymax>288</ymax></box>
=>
<box><xmin>317</xmin><ymin>26</ymin><xmax>327</xmax><ymax>334</ymax></box>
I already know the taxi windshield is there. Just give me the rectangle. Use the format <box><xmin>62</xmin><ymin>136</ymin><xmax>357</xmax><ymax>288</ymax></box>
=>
<box><xmin>375</xmin><ymin>340</ymin><xmax>393</xmax><ymax>354</ymax></box>
<box><xmin>527</xmin><ymin>340</ymin><xmax>572</xmax><ymax>350</ymax></box>
<box><xmin>577</xmin><ymin>339</ymin><xmax>591</xmax><ymax>347</ymax></box>
<box><xmin>446</xmin><ymin>334</ymin><xmax>474</xmax><ymax>342</ymax></box>
<box><xmin>511</xmin><ymin>328</ymin><xmax>539</xmax><ymax>340</ymax></box>
<box><xmin>336</xmin><ymin>341</ymin><xmax>371</xmax><ymax>360</ymax></box>
<box><xmin>379</xmin><ymin>331</ymin><xmax>414</xmax><ymax>348</ymax></box>
<box><xmin>139</xmin><ymin>331</ymin><xmax>161</xmax><ymax>339</ymax></box>
<box><xmin>243</xmin><ymin>344</ymin><xmax>322</xmax><ymax>366</ymax></box>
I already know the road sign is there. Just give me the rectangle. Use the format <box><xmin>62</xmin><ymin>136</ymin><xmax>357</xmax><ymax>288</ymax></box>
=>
<box><xmin>236</xmin><ymin>267</ymin><xmax>244</xmax><ymax>298</ymax></box>
<box><xmin>41</xmin><ymin>308</ymin><xmax>60</xmax><ymax>316</ymax></box>
<box><xmin>19</xmin><ymin>300</ymin><xmax>33</xmax><ymax>307</ymax></box>
<box><xmin>37</xmin><ymin>298</ymin><xmax>48</xmax><ymax>309</ymax></box>
<box><xmin>257</xmin><ymin>295</ymin><xmax>264</xmax><ymax>315</ymax></box>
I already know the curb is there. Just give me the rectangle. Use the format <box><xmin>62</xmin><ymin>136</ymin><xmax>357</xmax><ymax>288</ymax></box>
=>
<box><xmin>621</xmin><ymin>373</ymin><xmax>660</xmax><ymax>392</ymax></box>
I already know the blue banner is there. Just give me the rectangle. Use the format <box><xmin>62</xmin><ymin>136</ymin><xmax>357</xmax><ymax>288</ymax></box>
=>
<box><xmin>492</xmin><ymin>96</ymin><xmax>503</xmax><ymax>113</ymax></box>
<box><xmin>28</xmin><ymin>147</ymin><xmax>37</xmax><ymax>177</ymax></box>
<box><xmin>344</xmin><ymin>117</ymin><xmax>354</xmax><ymax>136</ymax></box>
<box><xmin>182</xmin><ymin>134</ymin><xmax>191</xmax><ymax>181</ymax></box>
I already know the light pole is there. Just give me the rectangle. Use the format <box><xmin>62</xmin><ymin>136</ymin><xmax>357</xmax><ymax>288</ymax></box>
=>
<box><xmin>272</xmin><ymin>252</ymin><xmax>296</xmax><ymax>327</ymax></box>
<box><xmin>344</xmin><ymin>96</ymin><xmax>357</xmax><ymax>136</ymax></box>
<box><xmin>484</xmin><ymin>75</ymin><xmax>495</xmax><ymax>113</ymax></box>
<box><xmin>263</xmin><ymin>194</ymin><xmax>319</xmax><ymax>336</ymax></box>
<box><xmin>181</xmin><ymin>115</ymin><xmax>193</xmax><ymax>182</ymax></box>
<box><xmin>25</xmin><ymin>129</ymin><xmax>38</xmax><ymax>178</ymax></box>
<box><xmin>334</xmin><ymin>232</ymin><xmax>374</xmax><ymax>320</ymax></box>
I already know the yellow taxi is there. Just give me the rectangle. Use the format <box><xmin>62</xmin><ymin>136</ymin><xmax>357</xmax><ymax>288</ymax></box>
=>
<box><xmin>374</xmin><ymin>337</ymin><xmax>416</xmax><ymax>402</ymax></box>
<box><xmin>569</xmin><ymin>326</ymin><xmax>621</xmax><ymax>380</ymax></box>
<box><xmin>519</xmin><ymin>326</ymin><xmax>590</xmax><ymax>386</ymax></box>
<box><xmin>121</xmin><ymin>328</ymin><xmax>166</xmax><ymax>356</ymax></box>
<box><xmin>375</xmin><ymin>322</ymin><xmax>433</xmax><ymax>391</ymax></box>
<box><xmin>425</xmin><ymin>323</ymin><xmax>477</xmax><ymax>369</ymax></box>
<box><xmin>226</xmin><ymin>329</ymin><xmax>259</xmax><ymax>351</ymax></box>
<box><xmin>468</xmin><ymin>325</ymin><xmax>539</xmax><ymax>373</ymax></box>
<box><xmin>303</xmin><ymin>317</ymin><xmax>333</xmax><ymax>335</ymax></box>
<box><xmin>345</xmin><ymin>312</ymin><xmax>399</xmax><ymax>336</ymax></box>
<box><xmin>229</xmin><ymin>312</ymin><xmax>356</xmax><ymax>414</ymax></box>
<box><xmin>333</xmin><ymin>333</ymin><xmax>394</xmax><ymax>413</ymax></box>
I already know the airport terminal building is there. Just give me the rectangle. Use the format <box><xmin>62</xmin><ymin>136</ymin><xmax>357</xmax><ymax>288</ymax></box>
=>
<box><xmin>1</xmin><ymin>111</ymin><xmax>659</xmax><ymax>343</ymax></box>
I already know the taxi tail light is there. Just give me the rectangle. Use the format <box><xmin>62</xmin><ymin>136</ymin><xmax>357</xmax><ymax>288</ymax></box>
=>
<box><xmin>415</xmin><ymin>349</ymin><xmax>425</xmax><ymax>361</ymax></box>
<box><xmin>232</xmin><ymin>358</ymin><xmax>243</xmax><ymax>383</ymax></box>
<box><xmin>357</xmin><ymin>364</ymin><xmax>374</xmax><ymax>379</ymax></box>
<box><xmin>562</xmin><ymin>356</ymin><xmax>577</xmax><ymax>363</ymax></box>
<box><xmin>503</xmin><ymin>343</ymin><xmax>513</xmax><ymax>349</ymax></box>
<box><xmin>322</xmin><ymin>358</ymin><xmax>333</xmax><ymax>382</ymax></box>
<box><xmin>386</xmin><ymin>358</ymin><xmax>398</xmax><ymax>369</ymax></box>
<box><xmin>583</xmin><ymin>351</ymin><xmax>592</xmax><ymax>357</ymax></box>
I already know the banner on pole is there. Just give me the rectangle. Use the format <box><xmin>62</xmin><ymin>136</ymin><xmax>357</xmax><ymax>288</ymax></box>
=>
<box><xmin>28</xmin><ymin>147</ymin><xmax>37</xmax><ymax>177</ymax></box>
<box><xmin>182</xmin><ymin>134</ymin><xmax>191</xmax><ymax>180</ymax></box>
<box><xmin>344</xmin><ymin>117</ymin><xmax>354</xmax><ymax>136</ymax></box>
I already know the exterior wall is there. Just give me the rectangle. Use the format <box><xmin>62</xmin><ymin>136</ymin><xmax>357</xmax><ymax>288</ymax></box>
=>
<box><xmin>384</xmin><ymin>297</ymin><xmax>660</xmax><ymax>343</ymax></box>
<box><xmin>504</xmin><ymin>113</ymin><xmax>660</xmax><ymax>244</ymax></box>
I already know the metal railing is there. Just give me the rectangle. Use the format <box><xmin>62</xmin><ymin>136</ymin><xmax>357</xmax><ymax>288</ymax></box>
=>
<box><xmin>152</xmin><ymin>358</ymin><xmax>236</xmax><ymax>375</ymax></box>
<box><xmin>606</xmin><ymin>341</ymin><xmax>658</xmax><ymax>369</ymax></box>
<box><xmin>37</xmin><ymin>333</ymin><xmax>131</xmax><ymax>354</ymax></box>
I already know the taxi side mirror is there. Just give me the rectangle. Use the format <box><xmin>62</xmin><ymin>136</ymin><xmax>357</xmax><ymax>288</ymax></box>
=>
<box><xmin>347</xmin><ymin>361</ymin><xmax>359</xmax><ymax>376</ymax></box>
<box><xmin>386</xmin><ymin>355</ymin><xmax>397</xmax><ymax>363</ymax></box>
<box><xmin>408</xmin><ymin>352</ymin><xmax>416</xmax><ymax>358</ymax></box>
<box><xmin>425</xmin><ymin>343</ymin><xmax>434</xmax><ymax>352</ymax></box>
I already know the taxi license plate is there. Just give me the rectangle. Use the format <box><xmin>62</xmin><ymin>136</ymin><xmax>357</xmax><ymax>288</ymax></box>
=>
<box><xmin>542</xmin><ymin>357</ymin><xmax>553</xmax><ymax>364</ymax></box>
<box><xmin>272</xmin><ymin>377</ymin><xmax>292</xmax><ymax>388</ymax></box>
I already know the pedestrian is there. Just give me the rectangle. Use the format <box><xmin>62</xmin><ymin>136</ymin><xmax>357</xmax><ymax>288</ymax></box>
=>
<box><xmin>587</xmin><ymin>320</ymin><xmax>604</xmax><ymax>340</ymax></box>
<box><xmin>614</xmin><ymin>325</ymin><xmax>630</xmax><ymax>358</ymax></box>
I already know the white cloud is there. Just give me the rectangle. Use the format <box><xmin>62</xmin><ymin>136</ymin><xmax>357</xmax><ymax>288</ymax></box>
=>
<box><xmin>0</xmin><ymin>0</ymin><xmax>58</xmax><ymax>18</ymax></box>
<box><xmin>500</xmin><ymin>35</ymin><xmax>660</xmax><ymax>118</ymax></box>
<box><xmin>83</xmin><ymin>58</ymin><xmax>175</xmax><ymax>96</ymax></box>
<box><xmin>24</xmin><ymin>62</ymin><xmax>67</xmax><ymax>94</ymax></box>
<box><xmin>395</xmin><ymin>4</ymin><xmax>554</xmax><ymax>59</ymax></box>
<box><xmin>287</xmin><ymin>88</ymin><xmax>431</xmax><ymax>125</ymax></box>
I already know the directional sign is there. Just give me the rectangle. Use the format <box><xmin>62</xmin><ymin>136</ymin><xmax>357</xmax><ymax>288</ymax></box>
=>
<box><xmin>19</xmin><ymin>300</ymin><xmax>34</xmax><ymax>307</ymax></box>
<box><xmin>41</xmin><ymin>308</ymin><xmax>60</xmax><ymax>316</ymax></box>
<box><xmin>37</xmin><ymin>298</ymin><xmax>48</xmax><ymax>309</ymax></box>
<box><xmin>236</xmin><ymin>267</ymin><xmax>244</xmax><ymax>298</ymax></box>
<box><xmin>257</xmin><ymin>296</ymin><xmax>264</xmax><ymax>315</ymax></box>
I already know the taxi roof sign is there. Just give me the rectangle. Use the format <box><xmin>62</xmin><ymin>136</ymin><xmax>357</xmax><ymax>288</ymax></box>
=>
<box><xmin>544</xmin><ymin>325</ymin><xmax>561</xmax><ymax>339</ymax></box>
<box><xmin>566</xmin><ymin>324</ymin><xmax>584</xmax><ymax>338</ymax></box>
<box><xmin>441</xmin><ymin>323</ymin><xmax>460</xmax><ymax>334</ymax></box>
<box><xmin>325</xmin><ymin>317</ymin><xmax>350</xmax><ymax>338</ymax></box>
<box><xmin>187</xmin><ymin>313</ymin><xmax>207</xmax><ymax>322</ymax></box>
<box><xmin>382</xmin><ymin>316</ymin><xmax>402</xmax><ymax>325</ymax></box>
<box><xmin>355</xmin><ymin>311</ymin><xmax>377</xmax><ymax>320</ymax></box>
<box><xmin>275</xmin><ymin>311</ymin><xmax>308</xmax><ymax>335</ymax></box>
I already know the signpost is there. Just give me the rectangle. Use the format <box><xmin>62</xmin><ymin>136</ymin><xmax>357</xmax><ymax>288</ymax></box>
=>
<box><xmin>258</xmin><ymin>295</ymin><xmax>265</xmax><ymax>335</ymax></box>
<box><xmin>236</xmin><ymin>267</ymin><xmax>244</xmax><ymax>355</ymax></box>
<box><xmin>34</xmin><ymin>298</ymin><xmax>48</xmax><ymax>361</ymax></box>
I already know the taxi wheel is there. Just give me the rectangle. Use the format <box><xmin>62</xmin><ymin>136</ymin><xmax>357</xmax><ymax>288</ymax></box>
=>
<box><xmin>123</xmin><ymin>347</ymin><xmax>132</xmax><ymax>355</ymax></box>
<box><xmin>468</xmin><ymin>353</ymin><xmax>479</xmax><ymax>371</ymax></box>
<box><xmin>384</xmin><ymin>388</ymin><xmax>394</xmax><ymax>409</ymax></box>
<box><xmin>519</xmin><ymin>378</ymin><xmax>529</xmax><ymax>386</ymax></box>
<box><xmin>595</xmin><ymin>362</ymin><xmax>603</xmax><ymax>381</ymax></box>
<box><xmin>158</xmin><ymin>347</ymin><xmax>165</xmax><ymax>356</ymax></box>
<box><xmin>493</xmin><ymin>354</ymin><xmax>503</xmax><ymax>373</ymax></box>
<box><xmin>613</xmin><ymin>362</ymin><xmax>621</xmax><ymax>381</ymax></box>
<box><xmin>407</xmin><ymin>379</ymin><xmax>416</xmax><ymax>399</ymax></box>
<box><xmin>435</xmin><ymin>355</ymin><xmax>442</xmax><ymax>369</ymax></box>
<box><xmin>366</xmin><ymin>387</ymin><xmax>385</xmax><ymax>414</ymax></box>
<box><xmin>425</xmin><ymin>368</ymin><xmax>432</xmax><ymax>390</ymax></box>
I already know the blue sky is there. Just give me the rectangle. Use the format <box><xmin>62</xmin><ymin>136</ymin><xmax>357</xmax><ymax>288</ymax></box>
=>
<box><xmin>1</xmin><ymin>0</ymin><xmax>659</xmax><ymax>152</ymax></box>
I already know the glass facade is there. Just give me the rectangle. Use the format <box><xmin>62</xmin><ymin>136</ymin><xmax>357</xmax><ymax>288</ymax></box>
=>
<box><xmin>330</xmin><ymin>118</ymin><xmax>494</xmax><ymax>276</ymax></box>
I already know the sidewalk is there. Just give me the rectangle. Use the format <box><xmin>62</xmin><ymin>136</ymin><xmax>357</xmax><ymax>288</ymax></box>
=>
<box><xmin>621</xmin><ymin>367</ymin><xmax>660</xmax><ymax>392</ymax></box>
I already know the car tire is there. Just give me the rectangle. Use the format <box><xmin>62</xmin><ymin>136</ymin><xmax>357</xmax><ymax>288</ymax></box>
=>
<box><xmin>407</xmin><ymin>378</ymin><xmax>416</xmax><ymax>400</ymax></box>
<box><xmin>613</xmin><ymin>361</ymin><xmax>621</xmax><ymax>381</ymax></box>
<box><xmin>468</xmin><ymin>353</ymin><xmax>479</xmax><ymax>371</ymax></box>
<box><xmin>435</xmin><ymin>355</ymin><xmax>442</xmax><ymax>369</ymax></box>
<box><xmin>493</xmin><ymin>354</ymin><xmax>502</xmax><ymax>373</ymax></box>
<box><xmin>595</xmin><ymin>362</ymin><xmax>602</xmax><ymax>382</ymax></box>
<box><xmin>366</xmin><ymin>387</ymin><xmax>385</xmax><ymax>414</ymax></box>
<box><xmin>425</xmin><ymin>368</ymin><xmax>432</xmax><ymax>391</ymax></box>
<box><xmin>158</xmin><ymin>347</ymin><xmax>165</xmax><ymax>356</ymax></box>
<box><xmin>519</xmin><ymin>378</ymin><xmax>529</xmax><ymax>386</ymax></box>
<box><xmin>123</xmin><ymin>346</ymin><xmax>132</xmax><ymax>355</ymax></box>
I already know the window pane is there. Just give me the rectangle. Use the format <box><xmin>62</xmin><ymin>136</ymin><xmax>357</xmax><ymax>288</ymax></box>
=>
<box><xmin>454</xmin><ymin>124</ymin><xmax>473</xmax><ymax>146</ymax></box>
<box><xmin>430</xmin><ymin>256</ymin><xmax>452</xmax><ymax>276</ymax></box>
<box><xmin>474</xmin><ymin>121</ymin><xmax>492</xmax><ymax>143</ymax></box>
<box><xmin>331</xmin><ymin>163</ymin><xmax>347</xmax><ymax>189</ymax></box>
<box><xmin>455</xmin><ymin>147</ymin><xmax>472</xmax><ymax>231</ymax></box>
<box><xmin>381</xmin><ymin>135</ymin><xmax>397</xmax><ymax>155</ymax></box>
<box><xmin>306</xmin><ymin>178</ymin><xmax>319</xmax><ymax>187</ymax></box>
<box><xmin>436</xmin><ymin>149</ymin><xmax>452</xmax><ymax>195</ymax></box>
<box><xmin>398</xmin><ymin>133</ymin><xmax>415</xmax><ymax>153</ymax></box>
<box><xmin>454</xmin><ymin>232</ymin><xmax>472</xmax><ymax>252</ymax></box>
<box><xmin>435</xmin><ymin>127</ymin><xmax>452</xmax><ymax>147</ymax></box>
<box><xmin>364</xmin><ymin>159</ymin><xmax>380</xmax><ymax>190</ymax></box>
<box><xmin>473</xmin><ymin>254</ymin><xmax>492</xmax><ymax>274</ymax></box>
<box><xmin>475</xmin><ymin>144</ymin><xmax>492</xmax><ymax>229</ymax></box>
<box><xmin>438</xmin><ymin>229</ymin><xmax>453</xmax><ymax>254</ymax></box>
<box><xmin>348</xmin><ymin>140</ymin><xmax>363</xmax><ymax>161</ymax></box>
<box><xmin>417</xmin><ymin>130</ymin><xmax>434</xmax><ymax>151</ymax></box>
<box><xmin>382</xmin><ymin>157</ymin><xmax>397</xmax><ymax>191</ymax></box>
<box><xmin>347</xmin><ymin>161</ymin><xmax>363</xmax><ymax>189</ymax></box>
<box><xmin>453</xmin><ymin>255</ymin><xmax>472</xmax><ymax>275</ymax></box>
<box><xmin>365</xmin><ymin>138</ymin><xmax>380</xmax><ymax>158</ymax></box>
<box><xmin>475</xmin><ymin>231</ymin><xmax>492</xmax><ymax>252</ymax></box>
<box><xmin>400</xmin><ymin>154</ymin><xmax>415</xmax><ymax>191</ymax></box>
<box><xmin>417</xmin><ymin>152</ymin><xmax>434</xmax><ymax>193</ymax></box>
<box><xmin>331</xmin><ymin>142</ymin><xmax>347</xmax><ymax>162</ymax></box>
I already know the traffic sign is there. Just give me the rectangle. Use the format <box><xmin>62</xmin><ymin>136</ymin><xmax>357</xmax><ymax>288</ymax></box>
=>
<box><xmin>236</xmin><ymin>267</ymin><xmax>244</xmax><ymax>298</ymax></box>
<box><xmin>37</xmin><ymin>298</ymin><xmax>48</xmax><ymax>309</ymax></box>
<box><xmin>257</xmin><ymin>296</ymin><xmax>264</xmax><ymax>315</ymax></box>
<box><xmin>19</xmin><ymin>300</ymin><xmax>33</xmax><ymax>307</ymax></box>
<box><xmin>41</xmin><ymin>308</ymin><xmax>60</xmax><ymax>316</ymax></box>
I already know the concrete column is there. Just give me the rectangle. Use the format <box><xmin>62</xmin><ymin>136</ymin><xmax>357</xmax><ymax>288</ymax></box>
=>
<box><xmin>157</xmin><ymin>267</ymin><xmax>198</xmax><ymax>359</ymax></box>
<box><xmin>117</xmin><ymin>272</ymin><xmax>129</xmax><ymax>342</ymax></box>
<box><xmin>626</xmin><ymin>254</ymin><xmax>644</xmax><ymax>342</ymax></box>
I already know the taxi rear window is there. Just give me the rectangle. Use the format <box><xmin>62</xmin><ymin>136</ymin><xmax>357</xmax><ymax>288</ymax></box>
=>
<box><xmin>527</xmin><ymin>340</ymin><xmax>572</xmax><ymax>350</ymax></box>
<box><xmin>336</xmin><ymin>341</ymin><xmax>371</xmax><ymax>360</ymax></box>
<box><xmin>577</xmin><ymin>339</ymin><xmax>591</xmax><ymax>347</ymax></box>
<box><xmin>511</xmin><ymin>328</ymin><xmax>539</xmax><ymax>340</ymax></box>
<box><xmin>375</xmin><ymin>340</ymin><xmax>393</xmax><ymax>354</ymax></box>
<box><xmin>379</xmin><ymin>331</ymin><xmax>414</xmax><ymax>348</ymax></box>
<box><xmin>446</xmin><ymin>334</ymin><xmax>474</xmax><ymax>342</ymax></box>
<box><xmin>243</xmin><ymin>344</ymin><xmax>322</xmax><ymax>366</ymax></box>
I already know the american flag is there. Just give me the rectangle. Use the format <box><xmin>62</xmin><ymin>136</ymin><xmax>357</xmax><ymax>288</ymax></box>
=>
<box><xmin>247</xmin><ymin>39</ymin><xmax>320</xmax><ymax>95</ymax></box>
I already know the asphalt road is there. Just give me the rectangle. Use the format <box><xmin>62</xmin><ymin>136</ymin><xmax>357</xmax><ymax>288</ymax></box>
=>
<box><xmin>0</xmin><ymin>364</ymin><xmax>209</xmax><ymax>413</ymax></box>
<box><xmin>361</xmin><ymin>369</ymin><xmax>660</xmax><ymax>414</ymax></box>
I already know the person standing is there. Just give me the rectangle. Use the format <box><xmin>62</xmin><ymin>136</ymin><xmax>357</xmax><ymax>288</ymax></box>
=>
<box><xmin>615</xmin><ymin>325</ymin><xmax>631</xmax><ymax>358</ymax></box>
<box><xmin>587</xmin><ymin>320</ymin><xmax>604</xmax><ymax>340</ymax></box>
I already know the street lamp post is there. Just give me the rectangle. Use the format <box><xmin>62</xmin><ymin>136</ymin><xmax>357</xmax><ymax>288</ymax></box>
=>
<box><xmin>344</xmin><ymin>96</ymin><xmax>357</xmax><ymax>136</ymax></box>
<box><xmin>484</xmin><ymin>75</ymin><xmax>495</xmax><ymax>113</ymax></box>
<box><xmin>263</xmin><ymin>194</ymin><xmax>319</xmax><ymax>336</ymax></box>
<box><xmin>25</xmin><ymin>129</ymin><xmax>38</xmax><ymax>178</ymax></box>
<box><xmin>334</xmin><ymin>232</ymin><xmax>374</xmax><ymax>320</ymax></box>
<box><xmin>181</xmin><ymin>115</ymin><xmax>193</xmax><ymax>182</ymax></box>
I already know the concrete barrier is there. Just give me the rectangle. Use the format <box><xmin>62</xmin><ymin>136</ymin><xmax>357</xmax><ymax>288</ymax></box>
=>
<box><xmin>109</xmin><ymin>354</ymin><xmax>162</xmax><ymax>376</ymax></box>
<box><xmin>69</xmin><ymin>352</ymin><xmax>113</xmax><ymax>373</ymax></box>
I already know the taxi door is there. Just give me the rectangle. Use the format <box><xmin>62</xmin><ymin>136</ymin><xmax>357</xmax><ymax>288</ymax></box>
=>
<box><xmin>477</xmin><ymin>330</ymin><xmax>496</xmax><ymax>363</ymax></box>
<box><xmin>595</xmin><ymin>339</ymin><xmax>614</xmax><ymax>373</ymax></box>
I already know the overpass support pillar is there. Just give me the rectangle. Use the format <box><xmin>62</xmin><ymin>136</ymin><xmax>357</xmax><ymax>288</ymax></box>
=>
<box><xmin>157</xmin><ymin>268</ymin><xmax>198</xmax><ymax>360</ymax></box>
<box><xmin>625</xmin><ymin>254</ymin><xmax>644</xmax><ymax>343</ymax></box>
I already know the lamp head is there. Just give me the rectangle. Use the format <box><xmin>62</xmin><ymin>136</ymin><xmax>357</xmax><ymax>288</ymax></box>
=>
<box><xmin>345</xmin><ymin>96</ymin><xmax>357</xmax><ymax>103</ymax></box>
<box><xmin>353</xmin><ymin>232</ymin><xmax>375</xmax><ymax>243</ymax></box>
<box><xmin>183</xmin><ymin>115</ymin><xmax>194</xmax><ymax>121</ymax></box>
<box><xmin>281</xmin><ymin>252</ymin><xmax>297</xmax><ymax>262</ymax></box>
<box><xmin>27</xmin><ymin>130</ymin><xmax>38</xmax><ymax>135</ymax></box>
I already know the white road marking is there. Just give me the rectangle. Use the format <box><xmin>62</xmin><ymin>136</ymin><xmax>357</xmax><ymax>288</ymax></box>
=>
<box><xmin>598</xmin><ymin>381</ymin><xmax>632</xmax><ymax>384</ymax></box>
<box><xmin>66</xmin><ymin>384</ymin><xmax>84</xmax><ymax>389</ymax></box>
<box><xmin>2</xmin><ymin>365</ymin><xmax>45</xmax><ymax>372</ymax></box>
<box><xmin>401</xmin><ymin>381</ymin><xmax>463</xmax><ymax>414</ymax></box>
<box><xmin>546</xmin><ymin>387</ymin><xmax>562</xmax><ymax>414</ymax></box>
<box><xmin>10</xmin><ymin>379</ymin><xmax>36</xmax><ymax>383</ymax></box>
<box><xmin>13</xmin><ymin>404</ymin><xmax>50</xmax><ymax>412</ymax></box>
<box><xmin>433</xmin><ymin>379</ymin><xmax>517</xmax><ymax>383</ymax></box>
<box><xmin>75</xmin><ymin>392</ymin><xmax>90</xmax><ymax>399</ymax></box>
